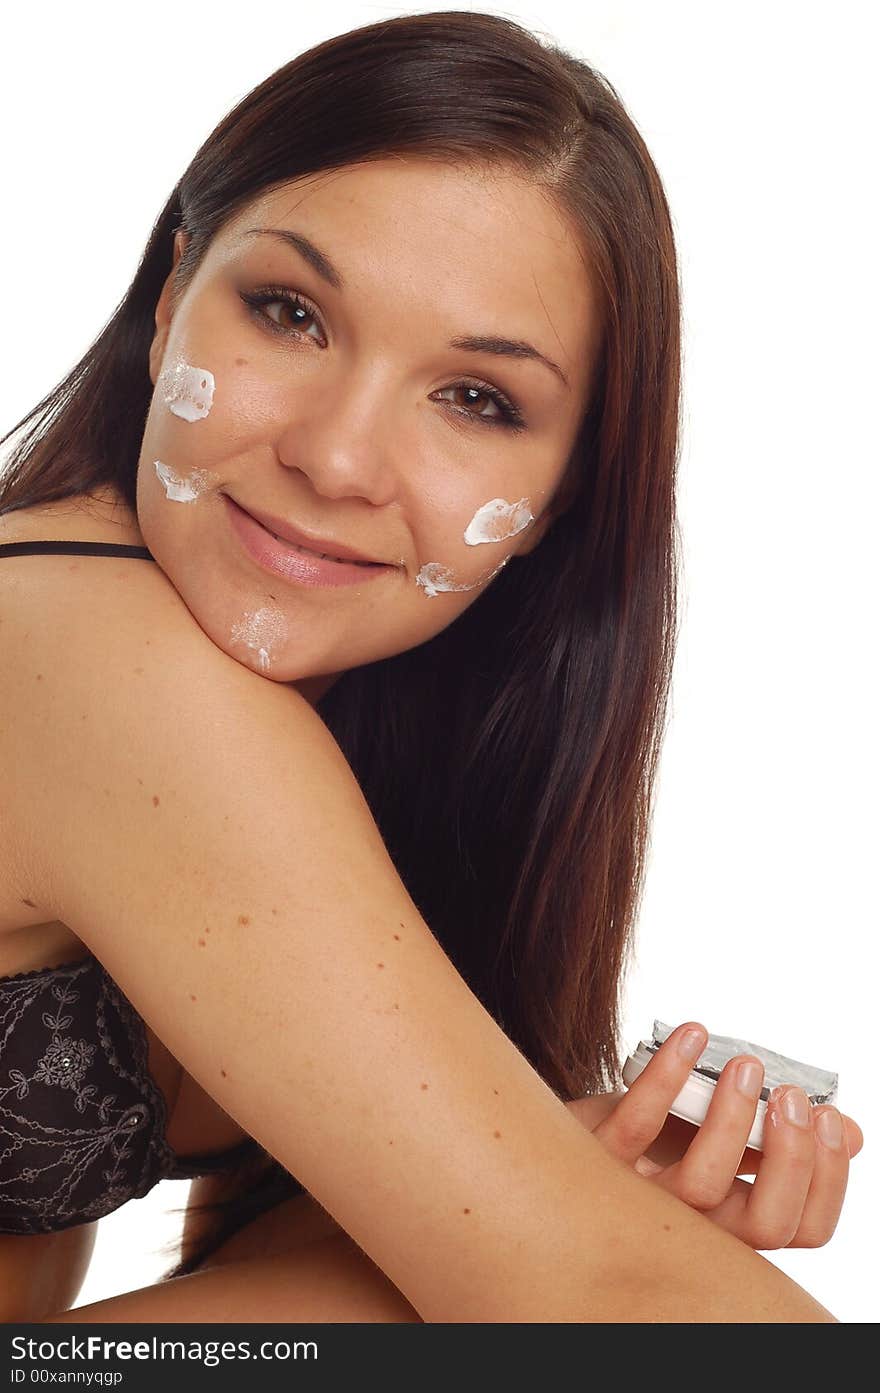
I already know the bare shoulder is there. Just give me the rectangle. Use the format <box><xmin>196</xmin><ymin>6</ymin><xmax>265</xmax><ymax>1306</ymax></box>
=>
<box><xmin>0</xmin><ymin>536</ymin><xmax>606</xmax><ymax>1321</ymax></box>
<box><xmin>1</xmin><ymin>540</ymin><xmax>370</xmax><ymax>901</ymax></box>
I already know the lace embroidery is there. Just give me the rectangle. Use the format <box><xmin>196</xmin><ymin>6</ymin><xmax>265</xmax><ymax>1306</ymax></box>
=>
<box><xmin>0</xmin><ymin>956</ymin><xmax>202</xmax><ymax>1234</ymax></box>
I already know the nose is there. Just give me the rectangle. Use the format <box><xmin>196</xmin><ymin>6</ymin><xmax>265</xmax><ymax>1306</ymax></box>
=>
<box><xmin>274</xmin><ymin>368</ymin><xmax>401</xmax><ymax>507</ymax></box>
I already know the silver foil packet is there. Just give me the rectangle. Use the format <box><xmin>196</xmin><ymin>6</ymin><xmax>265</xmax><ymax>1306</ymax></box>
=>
<box><xmin>648</xmin><ymin>1020</ymin><xmax>838</xmax><ymax>1104</ymax></box>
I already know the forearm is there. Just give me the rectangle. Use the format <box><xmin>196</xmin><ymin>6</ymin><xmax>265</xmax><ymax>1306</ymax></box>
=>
<box><xmin>581</xmin><ymin>1170</ymin><xmax>836</xmax><ymax>1323</ymax></box>
<box><xmin>422</xmin><ymin>1110</ymin><xmax>835</xmax><ymax>1323</ymax></box>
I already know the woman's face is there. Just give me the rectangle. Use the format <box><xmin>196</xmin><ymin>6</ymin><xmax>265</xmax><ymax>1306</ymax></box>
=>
<box><xmin>139</xmin><ymin>158</ymin><xmax>601</xmax><ymax>702</ymax></box>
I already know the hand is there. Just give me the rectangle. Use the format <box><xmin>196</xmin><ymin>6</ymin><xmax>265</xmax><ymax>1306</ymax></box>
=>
<box><xmin>566</xmin><ymin>1021</ymin><xmax>864</xmax><ymax>1250</ymax></box>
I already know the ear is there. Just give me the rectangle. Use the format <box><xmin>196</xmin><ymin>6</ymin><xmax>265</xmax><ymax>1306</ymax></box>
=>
<box><xmin>148</xmin><ymin>229</ymin><xmax>189</xmax><ymax>387</ymax></box>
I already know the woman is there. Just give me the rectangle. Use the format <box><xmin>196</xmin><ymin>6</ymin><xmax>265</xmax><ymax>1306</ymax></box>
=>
<box><xmin>0</xmin><ymin>11</ymin><xmax>860</xmax><ymax>1322</ymax></box>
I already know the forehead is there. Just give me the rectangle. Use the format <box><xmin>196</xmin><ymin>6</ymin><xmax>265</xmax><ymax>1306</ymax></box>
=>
<box><xmin>218</xmin><ymin>158</ymin><xmax>600</xmax><ymax>388</ymax></box>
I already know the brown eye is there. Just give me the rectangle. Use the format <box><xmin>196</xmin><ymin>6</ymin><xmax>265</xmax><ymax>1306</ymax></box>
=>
<box><xmin>240</xmin><ymin>288</ymin><xmax>324</xmax><ymax>342</ymax></box>
<box><xmin>440</xmin><ymin>385</ymin><xmax>503</xmax><ymax>420</ymax></box>
<box><xmin>433</xmin><ymin>381</ymin><xmax>524</xmax><ymax>430</ymax></box>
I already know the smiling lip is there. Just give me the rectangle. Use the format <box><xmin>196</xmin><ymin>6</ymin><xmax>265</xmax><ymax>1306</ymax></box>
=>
<box><xmin>231</xmin><ymin>497</ymin><xmax>386</xmax><ymax>566</ymax></box>
<box><xmin>224</xmin><ymin>494</ymin><xmax>393</xmax><ymax>589</ymax></box>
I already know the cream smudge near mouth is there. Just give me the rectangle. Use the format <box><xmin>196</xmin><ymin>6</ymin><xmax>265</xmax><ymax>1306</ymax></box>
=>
<box><xmin>416</xmin><ymin>556</ymin><xmax>510</xmax><ymax>598</ymax></box>
<box><xmin>154</xmin><ymin>460</ymin><xmax>214</xmax><ymax>502</ymax></box>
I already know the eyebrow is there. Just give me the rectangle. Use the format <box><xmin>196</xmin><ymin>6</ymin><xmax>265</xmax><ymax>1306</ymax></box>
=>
<box><xmin>240</xmin><ymin>226</ymin><xmax>570</xmax><ymax>389</ymax></box>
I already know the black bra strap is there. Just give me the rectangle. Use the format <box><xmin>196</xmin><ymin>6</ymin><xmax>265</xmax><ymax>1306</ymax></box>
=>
<box><xmin>0</xmin><ymin>540</ymin><xmax>155</xmax><ymax>559</ymax></box>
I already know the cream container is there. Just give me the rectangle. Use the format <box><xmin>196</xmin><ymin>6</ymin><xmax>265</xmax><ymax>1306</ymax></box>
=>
<box><xmin>622</xmin><ymin>1020</ymin><xmax>838</xmax><ymax>1152</ymax></box>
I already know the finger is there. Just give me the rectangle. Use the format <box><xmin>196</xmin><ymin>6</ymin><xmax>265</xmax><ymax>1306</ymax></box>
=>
<box><xmin>732</xmin><ymin>1109</ymin><xmax>860</xmax><ymax>1178</ymax></box>
<box><xmin>634</xmin><ymin>1155</ymin><xmax>664</xmax><ymax>1178</ymax></box>
<box><xmin>662</xmin><ymin>1055</ymin><xmax>765</xmax><ymax>1213</ymax></box>
<box><xmin>651</xmin><ymin>1167</ymin><xmax>754</xmax><ymax>1237</ymax></box>
<box><xmin>641</xmin><ymin>1111</ymin><xmax>702</xmax><ymax>1169</ymax></box>
<box><xmin>595</xmin><ymin>1021</ymin><xmax>707</xmax><ymax>1164</ymax></box>
<box><xmin>733</xmin><ymin>1144</ymin><xmax>763</xmax><ymax>1176</ymax></box>
<box><xmin>655</xmin><ymin>1103</ymin><xmax>853</xmax><ymax>1251</ymax></box>
<box><xmin>738</xmin><ymin>1086</ymin><xmax>817</xmax><ymax>1249</ymax></box>
<box><xmin>842</xmin><ymin>1114</ymin><xmax>863</xmax><ymax>1158</ymax></box>
<box><xmin>784</xmin><ymin>1106</ymin><xmax>851</xmax><ymax>1248</ymax></box>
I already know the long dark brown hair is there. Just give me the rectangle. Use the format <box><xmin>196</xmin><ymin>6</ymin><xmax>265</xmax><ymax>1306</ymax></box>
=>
<box><xmin>1</xmin><ymin>10</ymin><xmax>682</xmax><ymax>1277</ymax></box>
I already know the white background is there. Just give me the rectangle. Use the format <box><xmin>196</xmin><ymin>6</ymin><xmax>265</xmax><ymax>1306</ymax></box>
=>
<box><xmin>2</xmin><ymin>0</ymin><xmax>876</xmax><ymax>1322</ymax></box>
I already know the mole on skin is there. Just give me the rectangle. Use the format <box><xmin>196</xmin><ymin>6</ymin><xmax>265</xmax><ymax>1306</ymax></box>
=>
<box><xmin>238</xmin><ymin>915</ymin><xmax>250</xmax><ymax>926</ymax></box>
<box><xmin>152</xmin><ymin>795</ymin><xmax>160</xmax><ymax>807</ymax></box>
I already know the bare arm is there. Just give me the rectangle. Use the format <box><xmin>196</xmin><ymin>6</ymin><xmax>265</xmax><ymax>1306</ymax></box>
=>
<box><xmin>44</xmin><ymin>1240</ymin><xmax>422</xmax><ymax>1324</ymax></box>
<box><xmin>0</xmin><ymin>1225</ymin><xmax>97</xmax><ymax>1321</ymax></box>
<box><xmin>3</xmin><ymin>561</ymin><xmax>835</xmax><ymax>1322</ymax></box>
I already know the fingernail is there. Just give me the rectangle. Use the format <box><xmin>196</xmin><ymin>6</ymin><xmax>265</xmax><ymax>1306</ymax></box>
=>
<box><xmin>781</xmin><ymin>1087</ymin><xmax>811</xmax><ymax>1129</ymax></box>
<box><xmin>634</xmin><ymin>1155</ymin><xmax>664</xmax><ymax>1177</ymax></box>
<box><xmin>816</xmin><ymin>1108</ymin><xmax>844</xmax><ymax>1150</ymax></box>
<box><xmin>735</xmin><ymin>1060</ymin><xmax>764</xmax><ymax>1097</ymax></box>
<box><xmin>678</xmin><ymin>1027</ymin><xmax>706</xmax><ymax>1062</ymax></box>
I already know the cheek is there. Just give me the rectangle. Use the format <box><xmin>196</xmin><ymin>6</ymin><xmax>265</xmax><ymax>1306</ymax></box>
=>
<box><xmin>214</xmin><ymin>359</ymin><xmax>291</xmax><ymax>433</ymax></box>
<box><xmin>462</xmin><ymin>496</ymin><xmax>534</xmax><ymax>545</ymax></box>
<box><xmin>157</xmin><ymin>355</ymin><xmax>215</xmax><ymax>421</ymax></box>
<box><xmin>157</xmin><ymin>339</ymin><xmax>286</xmax><ymax>443</ymax></box>
<box><xmin>411</xmin><ymin>489</ymin><xmax>536</xmax><ymax>599</ymax></box>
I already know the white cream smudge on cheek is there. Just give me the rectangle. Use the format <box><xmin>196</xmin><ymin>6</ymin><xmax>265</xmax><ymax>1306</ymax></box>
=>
<box><xmin>415</xmin><ymin>496</ymin><xmax>531</xmax><ymax>598</ymax></box>
<box><xmin>230</xmin><ymin>605</ymin><xmax>289</xmax><ymax>672</ymax></box>
<box><xmin>463</xmin><ymin>497</ymin><xmax>533</xmax><ymax>545</ymax></box>
<box><xmin>416</xmin><ymin>556</ymin><xmax>510</xmax><ymax>598</ymax></box>
<box><xmin>154</xmin><ymin>460</ymin><xmax>214</xmax><ymax>502</ymax></box>
<box><xmin>158</xmin><ymin>357</ymin><xmax>216</xmax><ymax>421</ymax></box>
